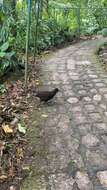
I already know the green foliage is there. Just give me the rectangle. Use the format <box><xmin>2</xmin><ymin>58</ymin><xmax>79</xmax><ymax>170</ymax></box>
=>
<box><xmin>0</xmin><ymin>41</ymin><xmax>9</xmax><ymax>51</ymax></box>
<box><xmin>102</xmin><ymin>28</ymin><xmax>107</xmax><ymax>37</ymax></box>
<box><xmin>0</xmin><ymin>0</ymin><xmax>107</xmax><ymax>78</ymax></box>
<box><xmin>0</xmin><ymin>84</ymin><xmax>6</xmax><ymax>94</ymax></box>
<box><xmin>0</xmin><ymin>41</ymin><xmax>16</xmax><ymax>76</ymax></box>
<box><xmin>31</xmin><ymin>18</ymin><xmax>75</xmax><ymax>51</ymax></box>
<box><xmin>18</xmin><ymin>116</ymin><xmax>26</xmax><ymax>134</ymax></box>
<box><xmin>97</xmin><ymin>30</ymin><xmax>102</xmax><ymax>35</ymax></box>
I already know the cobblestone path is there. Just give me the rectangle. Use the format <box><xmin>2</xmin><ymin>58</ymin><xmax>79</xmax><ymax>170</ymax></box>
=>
<box><xmin>22</xmin><ymin>39</ymin><xmax>107</xmax><ymax>190</ymax></box>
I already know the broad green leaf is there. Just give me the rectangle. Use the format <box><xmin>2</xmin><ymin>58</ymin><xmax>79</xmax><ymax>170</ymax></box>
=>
<box><xmin>18</xmin><ymin>123</ymin><xmax>26</xmax><ymax>134</ymax></box>
<box><xmin>2</xmin><ymin>61</ymin><xmax>10</xmax><ymax>69</ymax></box>
<box><xmin>0</xmin><ymin>42</ymin><xmax>9</xmax><ymax>52</ymax></box>
<box><xmin>0</xmin><ymin>52</ymin><xmax>6</xmax><ymax>58</ymax></box>
<box><xmin>5</xmin><ymin>51</ymin><xmax>15</xmax><ymax>59</ymax></box>
<box><xmin>0</xmin><ymin>84</ymin><xmax>6</xmax><ymax>93</ymax></box>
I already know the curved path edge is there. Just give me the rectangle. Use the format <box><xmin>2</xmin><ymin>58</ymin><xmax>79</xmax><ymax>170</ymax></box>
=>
<box><xmin>22</xmin><ymin>38</ymin><xmax>107</xmax><ymax>190</ymax></box>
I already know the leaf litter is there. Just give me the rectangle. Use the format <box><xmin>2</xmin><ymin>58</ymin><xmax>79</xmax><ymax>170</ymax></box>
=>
<box><xmin>0</xmin><ymin>63</ymin><xmax>41</xmax><ymax>190</ymax></box>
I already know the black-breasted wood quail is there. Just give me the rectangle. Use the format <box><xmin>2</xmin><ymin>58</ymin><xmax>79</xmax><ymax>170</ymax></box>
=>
<box><xmin>35</xmin><ymin>88</ymin><xmax>59</xmax><ymax>102</ymax></box>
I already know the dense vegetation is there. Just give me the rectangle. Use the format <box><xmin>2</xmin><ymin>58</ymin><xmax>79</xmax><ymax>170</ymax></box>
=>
<box><xmin>0</xmin><ymin>0</ymin><xmax>107</xmax><ymax>78</ymax></box>
<box><xmin>0</xmin><ymin>0</ymin><xmax>107</xmax><ymax>189</ymax></box>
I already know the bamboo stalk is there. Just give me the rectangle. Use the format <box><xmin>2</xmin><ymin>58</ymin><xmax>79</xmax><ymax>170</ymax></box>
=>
<box><xmin>25</xmin><ymin>0</ymin><xmax>32</xmax><ymax>91</ymax></box>
<box><xmin>34</xmin><ymin>0</ymin><xmax>40</xmax><ymax>63</ymax></box>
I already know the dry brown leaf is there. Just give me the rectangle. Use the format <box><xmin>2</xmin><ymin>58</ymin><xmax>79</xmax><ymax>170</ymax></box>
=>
<box><xmin>23</xmin><ymin>112</ymin><xmax>29</xmax><ymax>120</ymax></box>
<box><xmin>22</xmin><ymin>166</ymin><xmax>30</xmax><ymax>171</ymax></box>
<box><xmin>0</xmin><ymin>141</ymin><xmax>5</xmax><ymax>156</ymax></box>
<box><xmin>11</xmin><ymin>117</ymin><xmax>19</xmax><ymax>126</ymax></box>
<box><xmin>0</xmin><ymin>175</ymin><xmax>7</xmax><ymax>180</ymax></box>
<box><xmin>9</xmin><ymin>185</ymin><xmax>16</xmax><ymax>190</ymax></box>
<box><xmin>0</xmin><ymin>141</ymin><xmax>5</xmax><ymax>151</ymax></box>
<box><xmin>2</xmin><ymin>124</ymin><xmax>13</xmax><ymax>134</ymax></box>
<box><xmin>36</xmin><ymin>82</ymin><xmax>40</xmax><ymax>85</ymax></box>
<box><xmin>35</xmin><ymin>79</ymin><xmax>40</xmax><ymax>85</ymax></box>
<box><xmin>8</xmin><ymin>158</ymin><xmax>14</xmax><ymax>177</ymax></box>
<box><xmin>11</xmin><ymin>101</ymin><xmax>16</xmax><ymax>106</ymax></box>
<box><xmin>17</xmin><ymin>148</ymin><xmax>24</xmax><ymax>158</ymax></box>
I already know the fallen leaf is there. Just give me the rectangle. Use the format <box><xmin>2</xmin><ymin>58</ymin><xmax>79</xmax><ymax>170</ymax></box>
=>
<box><xmin>36</xmin><ymin>82</ymin><xmax>40</xmax><ymax>85</ymax></box>
<box><xmin>0</xmin><ymin>117</ymin><xmax>3</xmax><ymax>124</ymax></box>
<box><xmin>0</xmin><ymin>141</ymin><xmax>5</xmax><ymax>151</ymax></box>
<box><xmin>11</xmin><ymin>101</ymin><xmax>15</xmax><ymax>106</ymax></box>
<box><xmin>9</xmin><ymin>185</ymin><xmax>16</xmax><ymax>190</ymax></box>
<box><xmin>8</xmin><ymin>158</ymin><xmax>14</xmax><ymax>177</ymax></box>
<box><xmin>11</xmin><ymin>117</ymin><xmax>19</xmax><ymax>126</ymax></box>
<box><xmin>2</xmin><ymin>124</ymin><xmax>13</xmax><ymax>134</ymax></box>
<box><xmin>23</xmin><ymin>112</ymin><xmax>29</xmax><ymax>119</ymax></box>
<box><xmin>17</xmin><ymin>147</ymin><xmax>23</xmax><ymax>158</ymax></box>
<box><xmin>41</xmin><ymin>114</ymin><xmax>48</xmax><ymax>118</ymax></box>
<box><xmin>0</xmin><ymin>141</ymin><xmax>5</xmax><ymax>156</ymax></box>
<box><xmin>0</xmin><ymin>175</ymin><xmax>7</xmax><ymax>180</ymax></box>
<box><xmin>22</xmin><ymin>166</ymin><xmax>30</xmax><ymax>171</ymax></box>
<box><xmin>18</xmin><ymin>123</ymin><xmax>26</xmax><ymax>134</ymax></box>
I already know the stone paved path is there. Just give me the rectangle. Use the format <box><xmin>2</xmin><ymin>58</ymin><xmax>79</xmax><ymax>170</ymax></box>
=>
<box><xmin>22</xmin><ymin>39</ymin><xmax>107</xmax><ymax>190</ymax></box>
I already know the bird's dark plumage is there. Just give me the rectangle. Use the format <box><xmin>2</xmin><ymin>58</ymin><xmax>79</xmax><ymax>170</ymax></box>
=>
<box><xmin>35</xmin><ymin>88</ymin><xmax>59</xmax><ymax>102</ymax></box>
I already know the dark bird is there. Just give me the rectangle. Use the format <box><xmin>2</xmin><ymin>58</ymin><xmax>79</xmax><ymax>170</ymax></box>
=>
<box><xmin>35</xmin><ymin>88</ymin><xmax>59</xmax><ymax>102</ymax></box>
